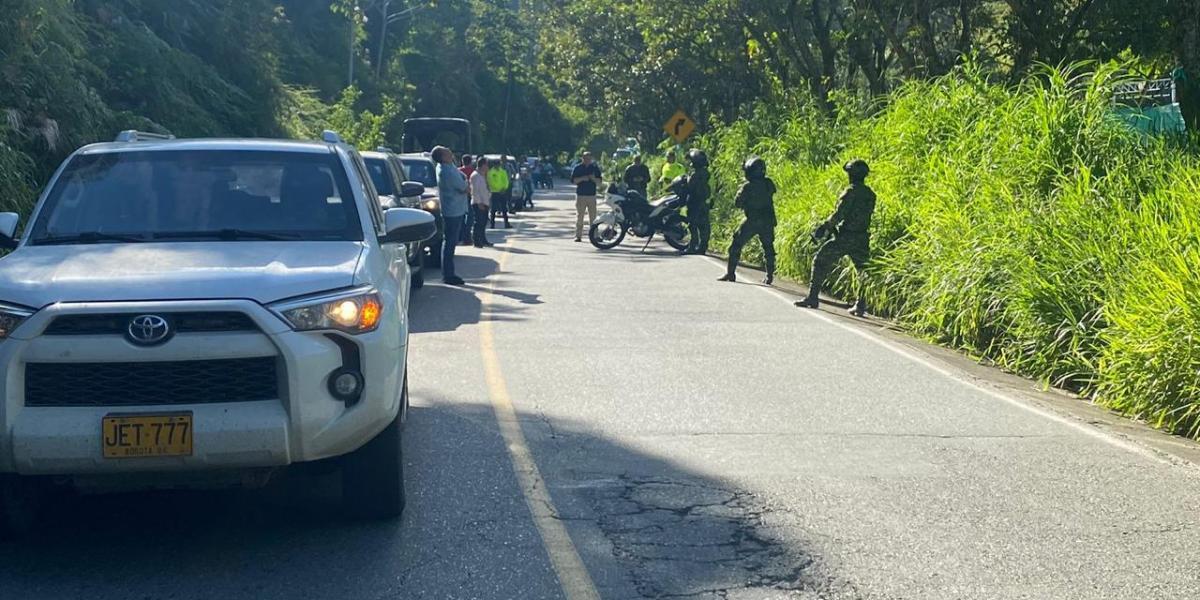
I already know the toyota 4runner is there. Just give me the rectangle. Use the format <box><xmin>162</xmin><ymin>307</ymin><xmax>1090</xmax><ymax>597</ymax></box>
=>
<box><xmin>0</xmin><ymin>130</ymin><xmax>436</xmax><ymax>533</ymax></box>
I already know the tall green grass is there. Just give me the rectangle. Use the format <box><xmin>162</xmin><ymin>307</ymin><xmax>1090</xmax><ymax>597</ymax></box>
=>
<box><xmin>703</xmin><ymin>64</ymin><xmax>1200</xmax><ymax>438</ymax></box>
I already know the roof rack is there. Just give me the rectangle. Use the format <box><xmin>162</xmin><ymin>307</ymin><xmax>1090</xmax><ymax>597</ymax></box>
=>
<box><xmin>1114</xmin><ymin>78</ymin><xmax>1177</xmax><ymax>107</ymax></box>
<box><xmin>114</xmin><ymin>130</ymin><xmax>176</xmax><ymax>143</ymax></box>
<box><xmin>322</xmin><ymin>130</ymin><xmax>345</xmax><ymax>144</ymax></box>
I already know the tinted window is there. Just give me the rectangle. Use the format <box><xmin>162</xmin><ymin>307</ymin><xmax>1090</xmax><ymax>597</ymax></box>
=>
<box><xmin>31</xmin><ymin>150</ymin><xmax>363</xmax><ymax>243</ymax></box>
<box><xmin>401</xmin><ymin>159</ymin><xmax>437</xmax><ymax>187</ymax></box>
<box><xmin>364</xmin><ymin>157</ymin><xmax>394</xmax><ymax>196</ymax></box>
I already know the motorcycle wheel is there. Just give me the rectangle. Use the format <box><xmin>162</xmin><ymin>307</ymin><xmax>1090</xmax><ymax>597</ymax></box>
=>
<box><xmin>662</xmin><ymin>215</ymin><xmax>691</xmax><ymax>251</ymax></box>
<box><xmin>589</xmin><ymin>221</ymin><xmax>627</xmax><ymax>250</ymax></box>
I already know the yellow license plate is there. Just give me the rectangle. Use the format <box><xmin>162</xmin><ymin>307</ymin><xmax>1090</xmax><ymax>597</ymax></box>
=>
<box><xmin>102</xmin><ymin>413</ymin><xmax>193</xmax><ymax>459</ymax></box>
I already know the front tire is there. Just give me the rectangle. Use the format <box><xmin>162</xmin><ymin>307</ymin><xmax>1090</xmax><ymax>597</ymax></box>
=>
<box><xmin>589</xmin><ymin>220</ymin><xmax>627</xmax><ymax>249</ymax></box>
<box><xmin>662</xmin><ymin>215</ymin><xmax>691</xmax><ymax>251</ymax></box>
<box><xmin>342</xmin><ymin>377</ymin><xmax>406</xmax><ymax>520</ymax></box>
<box><xmin>0</xmin><ymin>474</ymin><xmax>40</xmax><ymax>539</ymax></box>
<box><xmin>425</xmin><ymin>239</ymin><xmax>442</xmax><ymax>268</ymax></box>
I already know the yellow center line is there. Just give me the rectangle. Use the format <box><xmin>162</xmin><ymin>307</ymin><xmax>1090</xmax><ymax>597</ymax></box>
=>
<box><xmin>478</xmin><ymin>223</ymin><xmax>601</xmax><ymax>600</ymax></box>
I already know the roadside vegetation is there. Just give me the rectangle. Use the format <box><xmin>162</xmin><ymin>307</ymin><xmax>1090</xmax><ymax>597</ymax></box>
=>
<box><xmin>0</xmin><ymin>0</ymin><xmax>581</xmax><ymax>217</ymax></box>
<box><xmin>702</xmin><ymin>64</ymin><xmax>1200</xmax><ymax>438</ymax></box>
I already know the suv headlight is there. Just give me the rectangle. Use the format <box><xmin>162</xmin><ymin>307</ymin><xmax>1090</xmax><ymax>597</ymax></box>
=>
<box><xmin>0</xmin><ymin>302</ymin><xmax>34</xmax><ymax>339</ymax></box>
<box><xmin>272</xmin><ymin>289</ymin><xmax>382</xmax><ymax>334</ymax></box>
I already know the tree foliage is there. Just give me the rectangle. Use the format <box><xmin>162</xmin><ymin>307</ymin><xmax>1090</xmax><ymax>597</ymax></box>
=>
<box><xmin>533</xmin><ymin>0</ymin><xmax>1192</xmax><ymax>140</ymax></box>
<box><xmin>0</xmin><ymin>0</ymin><xmax>581</xmax><ymax>217</ymax></box>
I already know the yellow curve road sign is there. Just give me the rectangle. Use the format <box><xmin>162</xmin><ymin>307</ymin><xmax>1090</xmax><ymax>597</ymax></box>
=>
<box><xmin>664</xmin><ymin>110</ymin><xmax>696</xmax><ymax>144</ymax></box>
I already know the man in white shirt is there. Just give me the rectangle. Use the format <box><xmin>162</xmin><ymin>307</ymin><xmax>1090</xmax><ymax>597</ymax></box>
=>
<box><xmin>469</xmin><ymin>159</ymin><xmax>493</xmax><ymax>247</ymax></box>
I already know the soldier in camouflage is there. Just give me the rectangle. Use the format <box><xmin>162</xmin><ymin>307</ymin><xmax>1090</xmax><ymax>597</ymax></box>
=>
<box><xmin>795</xmin><ymin>159</ymin><xmax>876</xmax><ymax>317</ymax></box>
<box><xmin>717</xmin><ymin>157</ymin><xmax>776</xmax><ymax>285</ymax></box>
<box><xmin>682</xmin><ymin>148</ymin><xmax>711</xmax><ymax>255</ymax></box>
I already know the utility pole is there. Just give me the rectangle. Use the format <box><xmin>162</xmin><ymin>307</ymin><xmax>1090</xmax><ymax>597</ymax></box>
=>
<box><xmin>376</xmin><ymin>2</ymin><xmax>423</xmax><ymax>79</ymax></box>
<box><xmin>500</xmin><ymin>0</ymin><xmax>520</xmax><ymax>150</ymax></box>
<box><xmin>376</xmin><ymin>0</ymin><xmax>390</xmax><ymax>79</ymax></box>
<box><xmin>347</xmin><ymin>3</ymin><xmax>359</xmax><ymax>87</ymax></box>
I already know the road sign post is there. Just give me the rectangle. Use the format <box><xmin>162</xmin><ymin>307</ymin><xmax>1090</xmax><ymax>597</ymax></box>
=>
<box><xmin>663</xmin><ymin>109</ymin><xmax>696</xmax><ymax>144</ymax></box>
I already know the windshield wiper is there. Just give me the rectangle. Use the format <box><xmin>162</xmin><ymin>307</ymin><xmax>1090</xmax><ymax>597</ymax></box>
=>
<box><xmin>153</xmin><ymin>229</ymin><xmax>299</xmax><ymax>241</ymax></box>
<box><xmin>36</xmin><ymin>232</ymin><xmax>148</xmax><ymax>245</ymax></box>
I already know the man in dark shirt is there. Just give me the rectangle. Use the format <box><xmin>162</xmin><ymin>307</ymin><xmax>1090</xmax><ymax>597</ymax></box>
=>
<box><xmin>795</xmin><ymin>159</ymin><xmax>877</xmax><ymax>316</ymax></box>
<box><xmin>571</xmin><ymin>152</ymin><xmax>602</xmax><ymax>242</ymax></box>
<box><xmin>623</xmin><ymin>155</ymin><xmax>651</xmax><ymax>198</ymax></box>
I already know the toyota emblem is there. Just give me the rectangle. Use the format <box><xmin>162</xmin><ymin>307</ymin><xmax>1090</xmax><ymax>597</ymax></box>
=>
<box><xmin>126</xmin><ymin>315</ymin><xmax>172</xmax><ymax>346</ymax></box>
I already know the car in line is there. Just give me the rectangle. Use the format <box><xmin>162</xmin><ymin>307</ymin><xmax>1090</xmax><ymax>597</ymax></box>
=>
<box><xmin>0</xmin><ymin>129</ymin><xmax>436</xmax><ymax>533</ymax></box>
<box><xmin>398</xmin><ymin>152</ymin><xmax>444</xmax><ymax>264</ymax></box>
<box><xmin>362</xmin><ymin>148</ymin><xmax>437</xmax><ymax>289</ymax></box>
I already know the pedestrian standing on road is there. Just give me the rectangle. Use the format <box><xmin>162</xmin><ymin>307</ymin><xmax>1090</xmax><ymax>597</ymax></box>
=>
<box><xmin>795</xmin><ymin>159</ymin><xmax>876</xmax><ymax>316</ymax></box>
<box><xmin>571</xmin><ymin>151</ymin><xmax>602</xmax><ymax>242</ymax></box>
<box><xmin>519</xmin><ymin>165</ymin><xmax>535</xmax><ymax>209</ymax></box>
<box><xmin>486</xmin><ymin>158</ymin><xmax>512</xmax><ymax>229</ymax></box>
<box><xmin>682</xmin><ymin>148</ymin><xmax>711</xmax><ymax>255</ymax></box>
<box><xmin>459</xmin><ymin>155</ymin><xmax>476</xmax><ymax>246</ymax></box>
<box><xmin>623</xmin><ymin>154</ymin><xmax>650</xmax><ymax>198</ymax></box>
<box><xmin>718</xmin><ymin>157</ymin><xmax>777</xmax><ymax>285</ymax></box>
<box><xmin>469</xmin><ymin>159</ymin><xmax>493</xmax><ymax>247</ymax></box>
<box><xmin>433</xmin><ymin>146</ymin><xmax>468</xmax><ymax>286</ymax></box>
<box><xmin>540</xmin><ymin>158</ymin><xmax>555</xmax><ymax>189</ymax></box>
<box><xmin>660</xmin><ymin>151</ymin><xmax>686</xmax><ymax>188</ymax></box>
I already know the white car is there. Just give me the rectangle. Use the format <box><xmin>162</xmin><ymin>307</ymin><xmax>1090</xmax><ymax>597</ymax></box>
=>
<box><xmin>0</xmin><ymin>130</ymin><xmax>435</xmax><ymax>532</ymax></box>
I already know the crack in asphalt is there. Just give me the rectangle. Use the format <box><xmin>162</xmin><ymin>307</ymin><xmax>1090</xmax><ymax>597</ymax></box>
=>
<box><xmin>578</xmin><ymin>475</ymin><xmax>827</xmax><ymax>598</ymax></box>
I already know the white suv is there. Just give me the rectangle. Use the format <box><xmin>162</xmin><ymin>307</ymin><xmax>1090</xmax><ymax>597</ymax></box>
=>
<box><xmin>0</xmin><ymin>130</ymin><xmax>435</xmax><ymax>532</ymax></box>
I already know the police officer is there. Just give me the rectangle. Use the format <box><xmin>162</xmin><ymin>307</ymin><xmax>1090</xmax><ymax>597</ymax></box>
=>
<box><xmin>795</xmin><ymin>159</ymin><xmax>876</xmax><ymax>316</ymax></box>
<box><xmin>718</xmin><ymin>157</ymin><xmax>776</xmax><ymax>284</ymax></box>
<box><xmin>682</xmin><ymin>148</ymin><xmax>711</xmax><ymax>255</ymax></box>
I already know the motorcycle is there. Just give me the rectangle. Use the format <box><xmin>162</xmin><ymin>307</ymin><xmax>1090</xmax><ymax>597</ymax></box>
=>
<box><xmin>589</xmin><ymin>178</ymin><xmax>690</xmax><ymax>251</ymax></box>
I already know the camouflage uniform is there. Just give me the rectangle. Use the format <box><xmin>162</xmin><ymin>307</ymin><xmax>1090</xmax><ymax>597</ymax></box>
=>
<box><xmin>724</xmin><ymin>177</ymin><xmax>777</xmax><ymax>280</ymax></box>
<box><xmin>685</xmin><ymin>166</ymin><xmax>711</xmax><ymax>254</ymax></box>
<box><xmin>803</xmin><ymin>182</ymin><xmax>876</xmax><ymax>310</ymax></box>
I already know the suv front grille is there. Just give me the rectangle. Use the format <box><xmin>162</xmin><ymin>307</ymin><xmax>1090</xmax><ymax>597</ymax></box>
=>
<box><xmin>43</xmin><ymin>312</ymin><xmax>259</xmax><ymax>336</ymax></box>
<box><xmin>24</xmin><ymin>358</ymin><xmax>279</xmax><ymax>407</ymax></box>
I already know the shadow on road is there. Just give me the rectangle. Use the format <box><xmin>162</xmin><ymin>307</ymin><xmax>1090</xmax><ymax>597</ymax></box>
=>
<box><xmin>411</xmin><ymin>254</ymin><xmax>539</xmax><ymax>333</ymax></box>
<box><xmin>0</xmin><ymin>402</ymin><xmax>827</xmax><ymax>599</ymax></box>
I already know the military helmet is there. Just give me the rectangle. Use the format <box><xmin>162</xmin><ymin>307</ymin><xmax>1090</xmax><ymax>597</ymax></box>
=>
<box><xmin>686</xmin><ymin>148</ymin><xmax>709</xmax><ymax>168</ymax></box>
<box><xmin>743</xmin><ymin>157</ymin><xmax>767</xmax><ymax>179</ymax></box>
<box><xmin>844</xmin><ymin>159</ymin><xmax>870</xmax><ymax>180</ymax></box>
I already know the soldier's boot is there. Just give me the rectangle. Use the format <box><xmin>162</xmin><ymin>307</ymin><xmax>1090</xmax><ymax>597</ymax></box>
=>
<box><xmin>763</xmin><ymin>252</ymin><xmax>776</xmax><ymax>286</ymax></box>
<box><xmin>794</xmin><ymin>297</ymin><xmax>819</xmax><ymax>309</ymax></box>
<box><xmin>717</xmin><ymin>273</ymin><xmax>736</xmax><ymax>282</ymax></box>
<box><xmin>848</xmin><ymin>298</ymin><xmax>867</xmax><ymax>317</ymax></box>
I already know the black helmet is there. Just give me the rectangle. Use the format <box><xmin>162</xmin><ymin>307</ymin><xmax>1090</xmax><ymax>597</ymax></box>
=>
<box><xmin>743</xmin><ymin>157</ymin><xmax>767</xmax><ymax>180</ymax></box>
<box><xmin>686</xmin><ymin>148</ymin><xmax>709</xmax><ymax>168</ymax></box>
<box><xmin>844</xmin><ymin>159</ymin><xmax>870</xmax><ymax>181</ymax></box>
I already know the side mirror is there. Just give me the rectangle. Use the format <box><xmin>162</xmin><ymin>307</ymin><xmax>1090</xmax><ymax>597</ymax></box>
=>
<box><xmin>400</xmin><ymin>181</ymin><xmax>425</xmax><ymax>197</ymax></box>
<box><xmin>0</xmin><ymin>213</ymin><xmax>18</xmax><ymax>249</ymax></box>
<box><xmin>381</xmin><ymin>208</ymin><xmax>437</xmax><ymax>244</ymax></box>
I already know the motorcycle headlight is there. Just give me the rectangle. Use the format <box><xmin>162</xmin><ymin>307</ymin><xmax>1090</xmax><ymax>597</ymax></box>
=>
<box><xmin>423</xmin><ymin>199</ymin><xmax>440</xmax><ymax>212</ymax></box>
<box><xmin>272</xmin><ymin>289</ymin><xmax>383</xmax><ymax>334</ymax></box>
<box><xmin>0</xmin><ymin>302</ymin><xmax>34</xmax><ymax>340</ymax></box>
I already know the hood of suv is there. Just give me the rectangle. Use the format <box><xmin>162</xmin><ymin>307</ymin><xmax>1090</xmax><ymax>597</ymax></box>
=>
<box><xmin>0</xmin><ymin>242</ymin><xmax>366</xmax><ymax>308</ymax></box>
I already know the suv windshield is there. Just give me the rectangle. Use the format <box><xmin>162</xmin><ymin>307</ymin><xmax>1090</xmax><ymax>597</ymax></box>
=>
<box><xmin>400</xmin><ymin>159</ymin><xmax>437</xmax><ymax>188</ymax></box>
<box><xmin>364</xmin><ymin>157</ymin><xmax>394</xmax><ymax>196</ymax></box>
<box><xmin>30</xmin><ymin>150</ymin><xmax>363</xmax><ymax>244</ymax></box>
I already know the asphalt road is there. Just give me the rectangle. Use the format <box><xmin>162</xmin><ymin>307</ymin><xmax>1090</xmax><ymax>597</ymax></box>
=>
<box><xmin>3</xmin><ymin>185</ymin><xmax>1200</xmax><ymax>599</ymax></box>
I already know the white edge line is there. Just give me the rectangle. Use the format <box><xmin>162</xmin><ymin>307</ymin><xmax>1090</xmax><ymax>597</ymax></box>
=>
<box><xmin>701</xmin><ymin>255</ymin><xmax>1183</xmax><ymax>468</ymax></box>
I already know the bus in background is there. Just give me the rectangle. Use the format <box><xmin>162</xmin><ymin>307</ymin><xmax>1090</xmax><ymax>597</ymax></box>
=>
<box><xmin>401</xmin><ymin>118</ymin><xmax>474</xmax><ymax>157</ymax></box>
